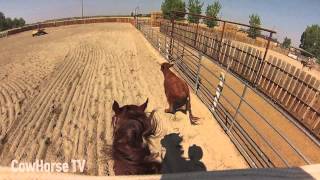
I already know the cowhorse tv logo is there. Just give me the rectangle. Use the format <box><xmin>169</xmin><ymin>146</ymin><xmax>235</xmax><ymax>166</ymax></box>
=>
<box><xmin>11</xmin><ymin>159</ymin><xmax>86</xmax><ymax>173</ymax></box>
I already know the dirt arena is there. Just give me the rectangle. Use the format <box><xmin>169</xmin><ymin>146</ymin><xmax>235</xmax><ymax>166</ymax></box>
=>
<box><xmin>0</xmin><ymin>23</ymin><xmax>247</xmax><ymax>175</ymax></box>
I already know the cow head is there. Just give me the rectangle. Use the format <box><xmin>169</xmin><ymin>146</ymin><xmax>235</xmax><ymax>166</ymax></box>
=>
<box><xmin>161</xmin><ymin>63</ymin><xmax>174</xmax><ymax>73</ymax></box>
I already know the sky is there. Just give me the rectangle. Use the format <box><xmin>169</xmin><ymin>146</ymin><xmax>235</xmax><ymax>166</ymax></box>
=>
<box><xmin>0</xmin><ymin>0</ymin><xmax>319</xmax><ymax>46</ymax></box>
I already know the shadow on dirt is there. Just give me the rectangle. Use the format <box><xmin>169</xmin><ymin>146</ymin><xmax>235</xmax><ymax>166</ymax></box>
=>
<box><xmin>160</xmin><ymin>133</ymin><xmax>206</xmax><ymax>174</ymax></box>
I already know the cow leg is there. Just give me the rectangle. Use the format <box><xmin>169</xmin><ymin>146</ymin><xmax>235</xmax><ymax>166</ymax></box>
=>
<box><xmin>174</xmin><ymin>98</ymin><xmax>188</xmax><ymax>114</ymax></box>
<box><xmin>176</xmin><ymin>104</ymin><xmax>187</xmax><ymax>114</ymax></box>
<box><xmin>165</xmin><ymin>102</ymin><xmax>175</xmax><ymax>114</ymax></box>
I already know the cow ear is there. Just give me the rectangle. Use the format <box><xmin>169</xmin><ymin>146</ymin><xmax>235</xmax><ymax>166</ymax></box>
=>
<box><xmin>112</xmin><ymin>100</ymin><xmax>120</xmax><ymax>114</ymax></box>
<box><xmin>139</xmin><ymin>98</ymin><xmax>148</xmax><ymax>111</ymax></box>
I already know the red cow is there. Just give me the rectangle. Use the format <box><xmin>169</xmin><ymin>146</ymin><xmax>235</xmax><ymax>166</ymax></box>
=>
<box><xmin>160</xmin><ymin>63</ymin><xmax>199</xmax><ymax>125</ymax></box>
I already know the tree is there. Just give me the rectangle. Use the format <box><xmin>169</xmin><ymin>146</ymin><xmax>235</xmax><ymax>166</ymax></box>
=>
<box><xmin>161</xmin><ymin>0</ymin><xmax>186</xmax><ymax>20</ymax></box>
<box><xmin>4</xmin><ymin>17</ymin><xmax>12</xmax><ymax>30</ymax></box>
<box><xmin>187</xmin><ymin>0</ymin><xmax>203</xmax><ymax>24</ymax></box>
<box><xmin>12</xmin><ymin>18</ymin><xmax>20</xmax><ymax>28</ymax></box>
<box><xmin>0</xmin><ymin>12</ymin><xmax>5</xmax><ymax>31</ymax></box>
<box><xmin>300</xmin><ymin>24</ymin><xmax>320</xmax><ymax>60</ymax></box>
<box><xmin>0</xmin><ymin>11</ymin><xmax>25</xmax><ymax>31</ymax></box>
<box><xmin>0</xmin><ymin>12</ymin><xmax>4</xmax><ymax>20</ymax></box>
<box><xmin>205</xmin><ymin>1</ymin><xmax>221</xmax><ymax>28</ymax></box>
<box><xmin>18</xmin><ymin>18</ymin><xmax>25</xmax><ymax>27</ymax></box>
<box><xmin>248</xmin><ymin>14</ymin><xmax>261</xmax><ymax>39</ymax></box>
<box><xmin>281</xmin><ymin>37</ymin><xmax>291</xmax><ymax>49</ymax></box>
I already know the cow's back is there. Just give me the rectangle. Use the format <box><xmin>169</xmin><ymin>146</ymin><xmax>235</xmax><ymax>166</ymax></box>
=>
<box><xmin>164</xmin><ymin>71</ymin><xmax>189</xmax><ymax>100</ymax></box>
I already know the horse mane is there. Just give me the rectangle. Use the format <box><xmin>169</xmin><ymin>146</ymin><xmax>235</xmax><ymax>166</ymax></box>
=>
<box><xmin>111</xmin><ymin>107</ymin><xmax>160</xmax><ymax>175</ymax></box>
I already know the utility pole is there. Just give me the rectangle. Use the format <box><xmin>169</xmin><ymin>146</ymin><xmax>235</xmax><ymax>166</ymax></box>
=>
<box><xmin>82</xmin><ymin>0</ymin><xmax>84</xmax><ymax>18</ymax></box>
<box><xmin>134</xmin><ymin>6</ymin><xmax>139</xmax><ymax>27</ymax></box>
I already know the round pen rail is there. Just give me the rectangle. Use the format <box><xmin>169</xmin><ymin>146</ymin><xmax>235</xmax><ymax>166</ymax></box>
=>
<box><xmin>136</xmin><ymin>22</ymin><xmax>318</xmax><ymax>168</ymax></box>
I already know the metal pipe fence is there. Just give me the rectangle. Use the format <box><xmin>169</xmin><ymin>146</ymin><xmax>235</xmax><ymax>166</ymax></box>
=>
<box><xmin>159</xmin><ymin>13</ymin><xmax>320</xmax><ymax>141</ymax></box>
<box><xmin>136</xmin><ymin>20</ymin><xmax>317</xmax><ymax>168</ymax></box>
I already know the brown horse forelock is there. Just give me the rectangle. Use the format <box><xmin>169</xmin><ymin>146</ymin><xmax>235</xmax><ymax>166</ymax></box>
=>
<box><xmin>112</xmin><ymin>108</ymin><xmax>157</xmax><ymax>138</ymax></box>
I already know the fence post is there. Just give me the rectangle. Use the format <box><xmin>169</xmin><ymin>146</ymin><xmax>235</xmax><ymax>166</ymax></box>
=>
<box><xmin>169</xmin><ymin>13</ymin><xmax>175</xmax><ymax>61</ymax></box>
<box><xmin>195</xmin><ymin>53</ymin><xmax>203</xmax><ymax>94</ymax></box>
<box><xmin>212</xmin><ymin>72</ymin><xmax>226</xmax><ymax>112</ymax></box>
<box><xmin>254</xmin><ymin>32</ymin><xmax>274</xmax><ymax>86</ymax></box>
<box><xmin>227</xmin><ymin>85</ymin><xmax>248</xmax><ymax>132</ymax></box>
<box><xmin>194</xmin><ymin>23</ymin><xmax>200</xmax><ymax>47</ymax></box>
<box><xmin>181</xmin><ymin>43</ymin><xmax>185</xmax><ymax>60</ymax></box>
<box><xmin>150</xmin><ymin>28</ymin><xmax>154</xmax><ymax>45</ymax></box>
<box><xmin>217</xmin><ymin>21</ymin><xmax>226</xmax><ymax>62</ymax></box>
<box><xmin>302</xmin><ymin>91</ymin><xmax>319</xmax><ymax>120</ymax></box>
<box><xmin>165</xmin><ymin>37</ymin><xmax>170</xmax><ymax>60</ymax></box>
<box><xmin>203</xmin><ymin>34</ymin><xmax>209</xmax><ymax>54</ymax></box>
<box><xmin>157</xmin><ymin>32</ymin><xmax>161</xmax><ymax>52</ymax></box>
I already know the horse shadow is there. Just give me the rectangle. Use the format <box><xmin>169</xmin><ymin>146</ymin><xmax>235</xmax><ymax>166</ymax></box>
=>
<box><xmin>160</xmin><ymin>133</ymin><xmax>206</xmax><ymax>174</ymax></box>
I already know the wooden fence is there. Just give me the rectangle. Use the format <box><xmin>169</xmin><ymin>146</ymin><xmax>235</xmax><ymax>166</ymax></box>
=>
<box><xmin>258</xmin><ymin>56</ymin><xmax>320</xmax><ymax>136</ymax></box>
<box><xmin>160</xmin><ymin>20</ymin><xmax>320</xmax><ymax>139</ymax></box>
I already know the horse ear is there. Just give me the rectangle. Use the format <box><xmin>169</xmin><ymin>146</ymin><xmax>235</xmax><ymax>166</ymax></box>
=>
<box><xmin>139</xmin><ymin>98</ymin><xmax>149</xmax><ymax>111</ymax></box>
<box><xmin>112</xmin><ymin>100</ymin><xmax>120</xmax><ymax>114</ymax></box>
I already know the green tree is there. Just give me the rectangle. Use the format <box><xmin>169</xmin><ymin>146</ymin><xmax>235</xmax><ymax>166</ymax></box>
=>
<box><xmin>248</xmin><ymin>14</ymin><xmax>261</xmax><ymax>39</ymax></box>
<box><xmin>205</xmin><ymin>1</ymin><xmax>221</xmax><ymax>28</ymax></box>
<box><xmin>4</xmin><ymin>17</ymin><xmax>12</xmax><ymax>30</ymax></box>
<box><xmin>281</xmin><ymin>37</ymin><xmax>291</xmax><ymax>49</ymax></box>
<box><xmin>0</xmin><ymin>12</ymin><xmax>4</xmax><ymax>20</ymax></box>
<box><xmin>0</xmin><ymin>12</ymin><xmax>5</xmax><ymax>31</ymax></box>
<box><xmin>187</xmin><ymin>0</ymin><xmax>203</xmax><ymax>24</ymax></box>
<box><xmin>0</xmin><ymin>11</ymin><xmax>25</xmax><ymax>31</ymax></box>
<box><xmin>161</xmin><ymin>0</ymin><xmax>186</xmax><ymax>20</ymax></box>
<box><xmin>12</xmin><ymin>18</ymin><xmax>20</xmax><ymax>28</ymax></box>
<box><xmin>300</xmin><ymin>24</ymin><xmax>320</xmax><ymax>60</ymax></box>
<box><xmin>18</xmin><ymin>18</ymin><xmax>25</xmax><ymax>27</ymax></box>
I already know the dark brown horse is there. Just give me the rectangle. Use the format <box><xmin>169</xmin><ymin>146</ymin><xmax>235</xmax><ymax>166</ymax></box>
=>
<box><xmin>111</xmin><ymin>99</ymin><xmax>161</xmax><ymax>175</ymax></box>
<box><xmin>161</xmin><ymin>63</ymin><xmax>199</xmax><ymax>125</ymax></box>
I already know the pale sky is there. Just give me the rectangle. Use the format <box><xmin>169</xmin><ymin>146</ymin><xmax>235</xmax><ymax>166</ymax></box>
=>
<box><xmin>0</xmin><ymin>0</ymin><xmax>319</xmax><ymax>46</ymax></box>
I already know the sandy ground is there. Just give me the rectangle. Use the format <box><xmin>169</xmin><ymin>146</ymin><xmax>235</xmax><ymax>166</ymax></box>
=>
<box><xmin>0</xmin><ymin>23</ymin><xmax>247</xmax><ymax>176</ymax></box>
